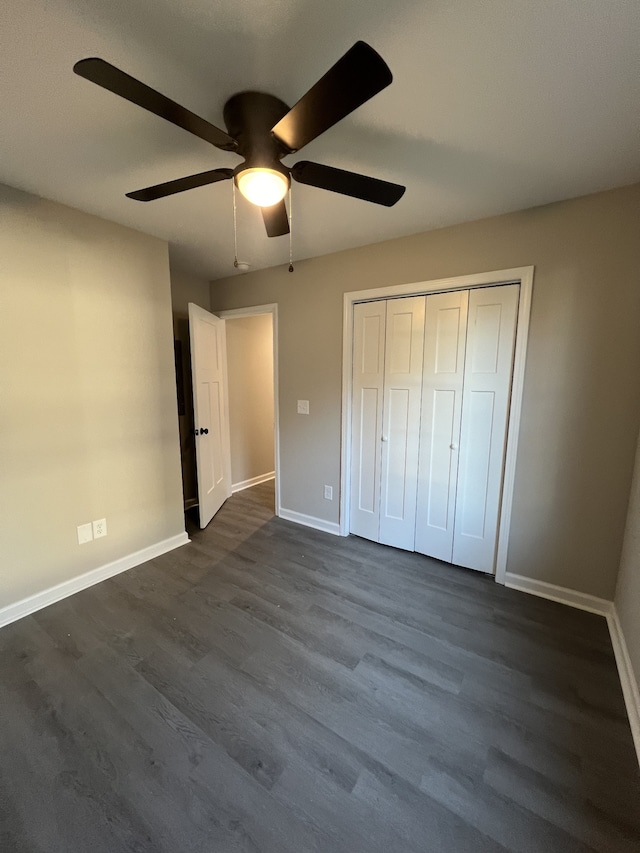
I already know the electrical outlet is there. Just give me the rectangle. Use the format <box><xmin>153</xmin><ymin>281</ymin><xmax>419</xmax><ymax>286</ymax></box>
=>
<box><xmin>324</xmin><ymin>485</ymin><xmax>333</xmax><ymax>500</ymax></box>
<box><xmin>93</xmin><ymin>518</ymin><xmax>107</xmax><ymax>539</ymax></box>
<box><xmin>297</xmin><ymin>399</ymin><xmax>309</xmax><ymax>415</ymax></box>
<box><xmin>77</xmin><ymin>523</ymin><xmax>93</xmax><ymax>544</ymax></box>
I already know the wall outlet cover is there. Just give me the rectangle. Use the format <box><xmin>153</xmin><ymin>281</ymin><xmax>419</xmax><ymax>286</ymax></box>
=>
<box><xmin>77</xmin><ymin>523</ymin><xmax>93</xmax><ymax>544</ymax></box>
<box><xmin>297</xmin><ymin>400</ymin><xmax>310</xmax><ymax>415</ymax></box>
<box><xmin>324</xmin><ymin>485</ymin><xmax>333</xmax><ymax>500</ymax></box>
<box><xmin>93</xmin><ymin>518</ymin><xmax>107</xmax><ymax>539</ymax></box>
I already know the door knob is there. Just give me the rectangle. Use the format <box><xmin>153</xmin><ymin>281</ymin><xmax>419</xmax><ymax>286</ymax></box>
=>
<box><xmin>200</xmin><ymin>427</ymin><xmax>209</xmax><ymax>435</ymax></box>
<box><xmin>450</xmin><ymin>443</ymin><xmax>457</xmax><ymax>450</ymax></box>
<box><xmin>381</xmin><ymin>435</ymin><xmax>388</xmax><ymax>442</ymax></box>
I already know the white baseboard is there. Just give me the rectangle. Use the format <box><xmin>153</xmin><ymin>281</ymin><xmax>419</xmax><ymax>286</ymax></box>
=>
<box><xmin>504</xmin><ymin>572</ymin><xmax>613</xmax><ymax>616</ymax></box>
<box><xmin>278</xmin><ymin>507</ymin><xmax>341</xmax><ymax>536</ymax></box>
<box><xmin>0</xmin><ymin>532</ymin><xmax>190</xmax><ymax>629</ymax></box>
<box><xmin>505</xmin><ymin>571</ymin><xmax>639</xmax><ymax>766</ymax></box>
<box><xmin>231</xmin><ymin>472</ymin><xmax>275</xmax><ymax>493</ymax></box>
<box><xmin>607</xmin><ymin>607</ymin><xmax>640</xmax><ymax>764</ymax></box>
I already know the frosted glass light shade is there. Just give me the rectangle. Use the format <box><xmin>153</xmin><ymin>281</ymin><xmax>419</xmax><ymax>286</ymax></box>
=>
<box><xmin>236</xmin><ymin>168</ymin><xmax>289</xmax><ymax>207</ymax></box>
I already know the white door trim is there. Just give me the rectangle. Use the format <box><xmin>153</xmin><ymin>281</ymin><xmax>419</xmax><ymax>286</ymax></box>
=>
<box><xmin>340</xmin><ymin>267</ymin><xmax>534</xmax><ymax>585</ymax></box>
<box><xmin>215</xmin><ymin>303</ymin><xmax>281</xmax><ymax>518</ymax></box>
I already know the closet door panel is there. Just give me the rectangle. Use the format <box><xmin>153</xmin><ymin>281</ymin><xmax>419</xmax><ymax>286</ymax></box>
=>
<box><xmin>454</xmin><ymin>390</ymin><xmax>494</xmax><ymax>540</ymax></box>
<box><xmin>379</xmin><ymin>296</ymin><xmax>425</xmax><ymax>550</ymax></box>
<box><xmin>425</xmin><ymin>389</ymin><xmax>457</xmax><ymax>530</ymax></box>
<box><xmin>452</xmin><ymin>284</ymin><xmax>519</xmax><ymax>572</ymax></box>
<box><xmin>357</xmin><ymin>388</ymin><xmax>381</xmax><ymax>513</ymax></box>
<box><xmin>350</xmin><ymin>301</ymin><xmax>386</xmax><ymax>540</ymax></box>
<box><xmin>415</xmin><ymin>290</ymin><xmax>468</xmax><ymax>561</ymax></box>
<box><xmin>384</xmin><ymin>388</ymin><xmax>410</xmax><ymax>520</ymax></box>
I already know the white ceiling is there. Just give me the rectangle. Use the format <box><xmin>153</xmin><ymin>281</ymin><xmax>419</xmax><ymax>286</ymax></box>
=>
<box><xmin>1</xmin><ymin>0</ymin><xmax>639</xmax><ymax>280</ymax></box>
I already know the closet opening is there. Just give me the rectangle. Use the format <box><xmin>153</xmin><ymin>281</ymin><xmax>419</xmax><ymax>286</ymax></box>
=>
<box><xmin>340</xmin><ymin>267</ymin><xmax>534</xmax><ymax>584</ymax></box>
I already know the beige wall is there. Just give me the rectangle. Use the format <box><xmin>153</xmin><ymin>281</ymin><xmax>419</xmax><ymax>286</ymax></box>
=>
<box><xmin>0</xmin><ymin>184</ymin><xmax>185</xmax><ymax>610</ymax></box>
<box><xmin>211</xmin><ymin>183</ymin><xmax>640</xmax><ymax>600</ymax></box>
<box><xmin>616</xmin><ymin>429</ymin><xmax>640</xmax><ymax>685</ymax></box>
<box><xmin>225</xmin><ymin>314</ymin><xmax>274</xmax><ymax>488</ymax></box>
<box><xmin>170</xmin><ymin>263</ymin><xmax>211</xmax><ymax>318</ymax></box>
<box><xmin>169</xmin><ymin>264</ymin><xmax>211</xmax><ymax>506</ymax></box>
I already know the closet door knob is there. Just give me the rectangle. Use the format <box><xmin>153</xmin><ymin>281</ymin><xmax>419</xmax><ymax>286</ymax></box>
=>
<box><xmin>200</xmin><ymin>427</ymin><xmax>209</xmax><ymax>435</ymax></box>
<box><xmin>450</xmin><ymin>443</ymin><xmax>458</xmax><ymax>450</ymax></box>
<box><xmin>381</xmin><ymin>435</ymin><xmax>388</xmax><ymax>442</ymax></box>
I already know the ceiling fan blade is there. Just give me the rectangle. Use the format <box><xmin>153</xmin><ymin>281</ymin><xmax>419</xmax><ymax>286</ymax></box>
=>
<box><xmin>291</xmin><ymin>161</ymin><xmax>405</xmax><ymax>207</ymax></box>
<box><xmin>261</xmin><ymin>200</ymin><xmax>290</xmax><ymax>237</ymax></box>
<box><xmin>271</xmin><ymin>41</ymin><xmax>392</xmax><ymax>153</ymax></box>
<box><xmin>126</xmin><ymin>168</ymin><xmax>233</xmax><ymax>201</ymax></box>
<box><xmin>73</xmin><ymin>58</ymin><xmax>237</xmax><ymax>151</ymax></box>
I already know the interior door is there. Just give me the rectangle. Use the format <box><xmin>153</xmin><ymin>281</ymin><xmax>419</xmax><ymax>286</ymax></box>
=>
<box><xmin>452</xmin><ymin>284</ymin><xmax>519</xmax><ymax>571</ymax></box>
<box><xmin>379</xmin><ymin>296</ymin><xmax>425</xmax><ymax>550</ymax></box>
<box><xmin>188</xmin><ymin>303</ymin><xmax>232</xmax><ymax>528</ymax></box>
<box><xmin>415</xmin><ymin>290</ymin><xmax>469</xmax><ymax>561</ymax></box>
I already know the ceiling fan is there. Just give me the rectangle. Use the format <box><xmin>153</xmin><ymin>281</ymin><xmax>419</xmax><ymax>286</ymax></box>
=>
<box><xmin>73</xmin><ymin>41</ymin><xmax>405</xmax><ymax>238</ymax></box>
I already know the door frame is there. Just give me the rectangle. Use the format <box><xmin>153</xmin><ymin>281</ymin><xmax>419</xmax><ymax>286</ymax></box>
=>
<box><xmin>215</xmin><ymin>303</ymin><xmax>281</xmax><ymax>518</ymax></box>
<box><xmin>340</xmin><ymin>266</ymin><xmax>534</xmax><ymax>585</ymax></box>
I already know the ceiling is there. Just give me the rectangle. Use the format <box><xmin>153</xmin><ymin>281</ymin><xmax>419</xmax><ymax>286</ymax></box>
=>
<box><xmin>1</xmin><ymin>0</ymin><xmax>639</xmax><ymax>281</ymax></box>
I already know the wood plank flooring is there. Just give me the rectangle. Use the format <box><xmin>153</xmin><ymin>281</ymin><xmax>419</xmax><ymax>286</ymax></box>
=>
<box><xmin>1</xmin><ymin>480</ymin><xmax>639</xmax><ymax>852</ymax></box>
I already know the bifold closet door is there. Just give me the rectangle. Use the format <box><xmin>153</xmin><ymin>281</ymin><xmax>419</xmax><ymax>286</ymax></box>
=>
<box><xmin>350</xmin><ymin>301</ymin><xmax>386</xmax><ymax>542</ymax></box>
<box><xmin>350</xmin><ymin>296</ymin><xmax>425</xmax><ymax>549</ymax></box>
<box><xmin>379</xmin><ymin>296</ymin><xmax>426</xmax><ymax>549</ymax></box>
<box><xmin>452</xmin><ymin>284</ymin><xmax>519</xmax><ymax>572</ymax></box>
<box><xmin>415</xmin><ymin>290</ymin><xmax>469</xmax><ymax>561</ymax></box>
<box><xmin>351</xmin><ymin>284</ymin><xmax>517</xmax><ymax>571</ymax></box>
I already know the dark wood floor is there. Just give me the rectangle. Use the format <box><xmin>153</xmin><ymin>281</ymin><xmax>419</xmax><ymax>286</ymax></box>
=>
<box><xmin>1</xmin><ymin>481</ymin><xmax>639</xmax><ymax>852</ymax></box>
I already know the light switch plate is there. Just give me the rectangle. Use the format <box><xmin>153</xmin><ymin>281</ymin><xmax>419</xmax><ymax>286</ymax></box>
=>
<box><xmin>297</xmin><ymin>400</ymin><xmax>309</xmax><ymax>415</ymax></box>
<box><xmin>77</xmin><ymin>523</ymin><xmax>93</xmax><ymax>545</ymax></box>
<box><xmin>324</xmin><ymin>485</ymin><xmax>333</xmax><ymax>500</ymax></box>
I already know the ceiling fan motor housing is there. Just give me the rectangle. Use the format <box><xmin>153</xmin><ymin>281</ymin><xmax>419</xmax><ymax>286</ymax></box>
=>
<box><xmin>223</xmin><ymin>91</ymin><xmax>292</xmax><ymax>180</ymax></box>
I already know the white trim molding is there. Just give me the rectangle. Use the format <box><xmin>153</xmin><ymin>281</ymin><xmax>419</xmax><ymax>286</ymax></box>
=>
<box><xmin>340</xmin><ymin>266</ymin><xmax>534</xmax><ymax>588</ymax></box>
<box><xmin>0</xmin><ymin>532</ymin><xmax>190</xmax><ymax>629</ymax></box>
<box><xmin>505</xmin><ymin>572</ymin><xmax>640</xmax><ymax>766</ymax></box>
<box><xmin>607</xmin><ymin>608</ymin><xmax>640</xmax><ymax>764</ymax></box>
<box><xmin>504</xmin><ymin>572</ymin><xmax>613</xmax><ymax>616</ymax></box>
<box><xmin>232</xmin><ymin>472</ymin><xmax>275</xmax><ymax>493</ymax></box>
<box><xmin>278</xmin><ymin>508</ymin><xmax>341</xmax><ymax>536</ymax></box>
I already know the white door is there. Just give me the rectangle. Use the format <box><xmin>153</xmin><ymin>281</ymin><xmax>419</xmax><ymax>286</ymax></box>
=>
<box><xmin>188</xmin><ymin>303</ymin><xmax>232</xmax><ymax>528</ymax></box>
<box><xmin>415</xmin><ymin>290</ymin><xmax>469</xmax><ymax>561</ymax></box>
<box><xmin>379</xmin><ymin>296</ymin><xmax>426</xmax><ymax>550</ymax></box>
<box><xmin>452</xmin><ymin>284</ymin><xmax>519</xmax><ymax>571</ymax></box>
<box><xmin>350</xmin><ymin>296</ymin><xmax>425</xmax><ymax>550</ymax></box>
<box><xmin>350</xmin><ymin>301</ymin><xmax>386</xmax><ymax>542</ymax></box>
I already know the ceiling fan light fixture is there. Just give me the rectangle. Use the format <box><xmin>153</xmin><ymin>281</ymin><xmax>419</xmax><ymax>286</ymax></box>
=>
<box><xmin>236</xmin><ymin>167</ymin><xmax>289</xmax><ymax>207</ymax></box>
<box><xmin>74</xmin><ymin>43</ymin><xmax>405</xmax><ymax>240</ymax></box>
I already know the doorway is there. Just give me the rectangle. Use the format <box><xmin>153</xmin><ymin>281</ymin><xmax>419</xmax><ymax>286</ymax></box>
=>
<box><xmin>216</xmin><ymin>304</ymin><xmax>281</xmax><ymax>516</ymax></box>
<box><xmin>340</xmin><ymin>267</ymin><xmax>534</xmax><ymax>584</ymax></box>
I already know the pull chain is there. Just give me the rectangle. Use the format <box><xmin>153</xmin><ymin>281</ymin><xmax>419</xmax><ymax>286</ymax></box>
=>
<box><xmin>288</xmin><ymin>184</ymin><xmax>294</xmax><ymax>273</ymax></box>
<box><xmin>232</xmin><ymin>180</ymin><xmax>239</xmax><ymax>269</ymax></box>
